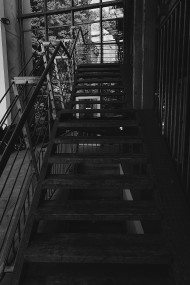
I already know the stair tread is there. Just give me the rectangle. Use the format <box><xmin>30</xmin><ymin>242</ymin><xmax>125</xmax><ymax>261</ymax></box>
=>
<box><xmin>75</xmin><ymin>86</ymin><xmax>124</xmax><ymax>90</ymax></box>
<box><xmin>77</xmin><ymin>78</ymin><xmax>122</xmax><ymax>83</ymax></box>
<box><xmin>36</xmin><ymin>200</ymin><xmax>161</xmax><ymax>221</ymax></box>
<box><xmin>54</xmin><ymin>136</ymin><xmax>142</xmax><ymax>144</ymax></box>
<box><xmin>73</xmin><ymin>92</ymin><xmax>124</xmax><ymax>97</ymax></box>
<box><xmin>42</xmin><ymin>174</ymin><xmax>153</xmax><ymax>189</ymax></box>
<box><xmin>13</xmin><ymin>76</ymin><xmax>41</xmax><ymax>84</ymax></box>
<box><xmin>48</xmin><ymin>153</ymin><xmax>147</xmax><ymax>163</ymax></box>
<box><xmin>72</xmin><ymin>100</ymin><xmax>126</xmax><ymax>104</ymax></box>
<box><xmin>77</xmin><ymin>72</ymin><xmax>120</xmax><ymax>77</ymax></box>
<box><xmin>78</xmin><ymin>63</ymin><xmax>120</xmax><ymax>66</ymax></box>
<box><xmin>24</xmin><ymin>233</ymin><xmax>170</xmax><ymax>264</ymax></box>
<box><xmin>58</xmin><ymin>120</ymin><xmax>138</xmax><ymax>128</ymax></box>
<box><xmin>59</xmin><ymin>109</ymin><xmax>132</xmax><ymax>114</ymax></box>
<box><xmin>77</xmin><ymin>68</ymin><xmax>120</xmax><ymax>72</ymax></box>
<box><xmin>78</xmin><ymin>64</ymin><xmax>120</xmax><ymax>68</ymax></box>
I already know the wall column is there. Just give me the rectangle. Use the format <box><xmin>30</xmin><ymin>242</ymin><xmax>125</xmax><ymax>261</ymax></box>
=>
<box><xmin>0</xmin><ymin>0</ymin><xmax>10</xmax><ymax>125</ymax></box>
<box><xmin>142</xmin><ymin>0</ymin><xmax>157</xmax><ymax>109</ymax></box>
<box><xmin>133</xmin><ymin>0</ymin><xmax>157</xmax><ymax>109</ymax></box>
<box><xmin>133</xmin><ymin>0</ymin><xmax>144</xmax><ymax>109</ymax></box>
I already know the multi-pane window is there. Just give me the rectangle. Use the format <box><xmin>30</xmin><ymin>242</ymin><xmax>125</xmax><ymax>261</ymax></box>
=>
<box><xmin>19</xmin><ymin>0</ymin><xmax>124</xmax><ymax>63</ymax></box>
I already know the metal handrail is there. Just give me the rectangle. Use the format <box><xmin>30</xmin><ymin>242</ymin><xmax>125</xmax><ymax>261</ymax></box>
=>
<box><xmin>0</xmin><ymin>27</ymin><xmax>86</xmax><ymax>278</ymax></box>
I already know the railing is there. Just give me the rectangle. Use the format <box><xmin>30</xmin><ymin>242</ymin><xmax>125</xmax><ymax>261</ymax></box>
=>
<box><xmin>0</xmin><ymin>24</ymin><xmax>123</xmax><ymax>277</ymax></box>
<box><xmin>155</xmin><ymin>0</ymin><xmax>190</xmax><ymax>197</ymax></box>
<box><xmin>0</xmin><ymin>27</ymin><xmax>85</xmax><ymax>278</ymax></box>
<box><xmin>73</xmin><ymin>42</ymin><xmax>124</xmax><ymax>65</ymax></box>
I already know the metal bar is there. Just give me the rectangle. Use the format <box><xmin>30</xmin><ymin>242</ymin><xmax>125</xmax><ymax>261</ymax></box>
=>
<box><xmin>186</xmin><ymin>134</ymin><xmax>190</xmax><ymax>194</ymax></box>
<box><xmin>181</xmin><ymin>15</ymin><xmax>190</xmax><ymax>180</ymax></box>
<box><xmin>0</xmin><ymin>42</ymin><xmax>63</xmax><ymax>178</ymax></box>
<box><xmin>165</xmin><ymin>13</ymin><xmax>174</xmax><ymax>142</ymax></box>
<box><xmin>169</xmin><ymin>8</ymin><xmax>177</xmax><ymax>147</ymax></box>
<box><xmin>159</xmin><ymin>0</ymin><xmax>181</xmax><ymax>28</ymax></box>
<box><xmin>163</xmin><ymin>20</ymin><xmax>170</xmax><ymax>134</ymax></box>
<box><xmin>44</xmin><ymin>0</ymin><xmax>49</xmax><ymax>41</ymax></box>
<box><xmin>172</xmin><ymin>3</ymin><xmax>182</xmax><ymax>157</ymax></box>
<box><xmin>160</xmin><ymin>25</ymin><xmax>166</xmax><ymax>128</ymax></box>
<box><xmin>100</xmin><ymin>0</ymin><xmax>103</xmax><ymax>63</ymax></box>
<box><xmin>18</xmin><ymin>1</ymin><xmax>123</xmax><ymax>19</ymax></box>
<box><xmin>177</xmin><ymin>0</ymin><xmax>187</xmax><ymax>167</ymax></box>
<box><xmin>23</xmin><ymin>17</ymin><xmax>123</xmax><ymax>33</ymax></box>
<box><xmin>0</xmin><ymin>53</ymin><xmax>34</xmax><ymax>105</ymax></box>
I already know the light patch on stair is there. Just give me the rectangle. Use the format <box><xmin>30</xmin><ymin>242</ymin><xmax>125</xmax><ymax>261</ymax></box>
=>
<box><xmin>75</xmin><ymin>96</ymin><xmax>100</xmax><ymax>119</ymax></box>
<box><xmin>119</xmin><ymin>164</ymin><xmax>144</xmax><ymax>234</ymax></box>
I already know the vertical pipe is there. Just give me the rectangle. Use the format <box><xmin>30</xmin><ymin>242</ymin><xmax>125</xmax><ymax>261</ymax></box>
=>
<box><xmin>44</xmin><ymin>0</ymin><xmax>48</xmax><ymax>41</ymax></box>
<box><xmin>181</xmin><ymin>5</ymin><xmax>190</xmax><ymax>182</ymax></box>
<box><xmin>165</xmin><ymin>14</ymin><xmax>173</xmax><ymax>142</ymax></box>
<box><xmin>177</xmin><ymin>0</ymin><xmax>187</xmax><ymax>168</ymax></box>
<box><xmin>161</xmin><ymin>24</ymin><xmax>166</xmax><ymax>128</ymax></box>
<box><xmin>163</xmin><ymin>20</ymin><xmax>170</xmax><ymax>135</ymax></box>
<box><xmin>172</xmin><ymin>3</ymin><xmax>181</xmax><ymax>159</ymax></box>
<box><xmin>71</xmin><ymin>0</ymin><xmax>74</xmax><ymax>38</ymax></box>
<box><xmin>157</xmin><ymin>27</ymin><xmax>163</xmax><ymax>121</ymax></box>
<box><xmin>100</xmin><ymin>0</ymin><xmax>103</xmax><ymax>63</ymax></box>
<box><xmin>169</xmin><ymin>8</ymin><xmax>177</xmax><ymax>148</ymax></box>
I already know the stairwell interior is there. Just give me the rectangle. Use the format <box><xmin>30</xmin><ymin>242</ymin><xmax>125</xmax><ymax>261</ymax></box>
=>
<box><xmin>10</xmin><ymin>63</ymin><xmax>172</xmax><ymax>284</ymax></box>
<box><xmin>1</xmin><ymin>1</ymin><xmax>190</xmax><ymax>285</ymax></box>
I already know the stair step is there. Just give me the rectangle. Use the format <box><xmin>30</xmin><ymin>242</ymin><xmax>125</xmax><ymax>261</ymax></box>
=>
<box><xmin>77</xmin><ymin>72</ymin><xmax>120</xmax><ymax>78</ymax></box>
<box><xmin>72</xmin><ymin>100</ymin><xmax>126</xmax><ymax>105</ymax></box>
<box><xmin>77</xmin><ymin>68</ymin><xmax>120</xmax><ymax>72</ymax></box>
<box><xmin>76</xmin><ymin>78</ymin><xmax>122</xmax><ymax>84</ymax></box>
<box><xmin>58</xmin><ymin>120</ymin><xmax>138</xmax><ymax>128</ymax></box>
<box><xmin>21</xmin><ymin>263</ymin><xmax>173</xmax><ymax>285</ymax></box>
<box><xmin>13</xmin><ymin>76</ymin><xmax>41</xmax><ymax>84</ymax></box>
<box><xmin>59</xmin><ymin>109</ymin><xmax>136</xmax><ymax>117</ymax></box>
<box><xmin>48</xmin><ymin>153</ymin><xmax>147</xmax><ymax>164</ymax></box>
<box><xmin>78</xmin><ymin>63</ymin><xmax>120</xmax><ymax>68</ymax></box>
<box><xmin>24</xmin><ymin>233</ymin><xmax>171</xmax><ymax>264</ymax></box>
<box><xmin>36</xmin><ymin>200</ymin><xmax>160</xmax><ymax>221</ymax></box>
<box><xmin>75</xmin><ymin>86</ymin><xmax>124</xmax><ymax>90</ymax></box>
<box><xmin>54</xmin><ymin>136</ymin><xmax>142</xmax><ymax>144</ymax></box>
<box><xmin>73</xmin><ymin>92</ymin><xmax>124</xmax><ymax>97</ymax></box>
<box><xmin>42</xmin><ymin>174</ymin><xmax>153</xmax><ymax>189</ymax></box>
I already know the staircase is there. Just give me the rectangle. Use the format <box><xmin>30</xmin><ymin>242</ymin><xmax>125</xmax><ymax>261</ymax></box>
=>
<box><xmin>70</xmin><ymin>63</ymin><xmax>126</xmax><ymax>110</ymax></box>
<box><xmin>8</xmin><ymin>63</ymin><xmax>176</xmax><ymax>285</ymax></box>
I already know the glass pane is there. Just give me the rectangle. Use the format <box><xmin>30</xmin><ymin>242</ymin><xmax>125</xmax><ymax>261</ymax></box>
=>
<box><xmin>79</xmin><ymin>23</ymin><xmax>100</xmax><ymax>43</ymax></box>
<box><xmin>28</xmin><ymin>0</ymin><xmax>45</xmax><ymax>13</ymax></box>
<box><xmin>103</xmin><ymin>44</ymin><xmax>118</xmax><ymax>63</ymax></box>
<box><xmin>102</xmin><ymin>5</ymin><xmax>124</xmax><ymax>20</ymax></box>
<box><xmin>47</xmin><ymin>0</ymin><xmax>71</xmax><ymax>11</ymax></box>
<box><xmin>102</xmin><ymin>20</ymin><xmax>123</xmax><ymax>43</ymax></box>
<box><xmin>48</xmin><ymin>13</ymin><xmax>71</xmax><ymax>27</ymax></box>
<box><xmin>48</xmin><ymin>26</ymin><xmax>71</xmax><ymax>41</ymax></box>
<box><xmin>74</xmin><ymin>8</ymin><xmax>100</xmax><ymax>24</ymax></box>
<box><xmin>91</xmin><ymin>23</ymin><xmax>101</xmax><ymax>42</ymax></box>
<box><xmin>74</xmin><ymin>0</ymin><xmax>100</xmax><ymax>6</ymax></box>
<box><xmin>23</xmin><ymin>17</ymin><xmax>46</xmax><ymax>41</ymax></box>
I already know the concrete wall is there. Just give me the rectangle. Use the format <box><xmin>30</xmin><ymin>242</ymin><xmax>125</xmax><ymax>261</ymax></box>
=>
<box><xmin>0</xmin><ymin>0</ymin><xmax>33</xmax><ymax>124</ymax></box>
<box><xmin>0</xmin><ymin>0</ymin><xmax>10</xmax><ymax>124</ymax></box>
<box><xmin>4</xmin><ymin>0</ymin><xmax>21</xmax><ymax>80</ymax></box>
